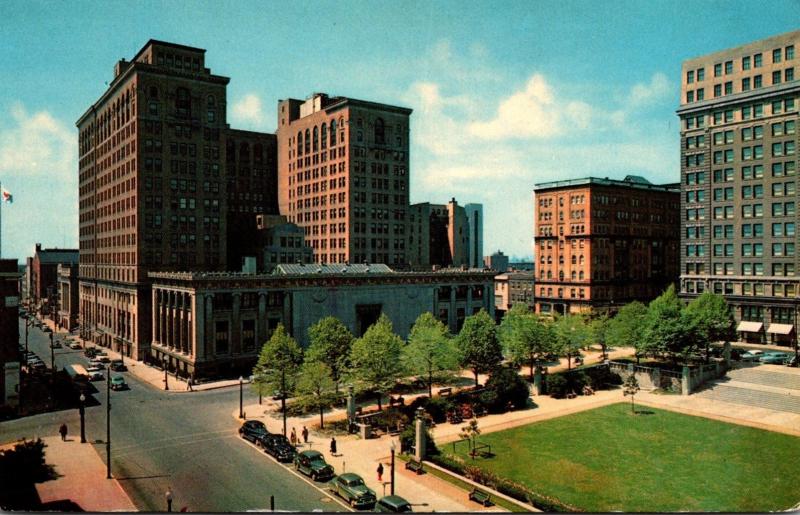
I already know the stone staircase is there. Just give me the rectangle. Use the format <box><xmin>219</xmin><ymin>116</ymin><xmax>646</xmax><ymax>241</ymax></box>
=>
<box><xmin>695</xmin><ymin>383</ymin><xmax>800</xmax><ymax>414</ymax></box>
<box><xmin>725</xmin><ymin>367</ymin><xmax>800</xmax><ymax>390</ymax></box>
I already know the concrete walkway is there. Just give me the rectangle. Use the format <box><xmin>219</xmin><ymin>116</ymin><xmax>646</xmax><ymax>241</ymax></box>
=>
<box><xmin>0</xmin><ymin>436</ymin><xmax>137</xmax><ymax>512</ymax></box>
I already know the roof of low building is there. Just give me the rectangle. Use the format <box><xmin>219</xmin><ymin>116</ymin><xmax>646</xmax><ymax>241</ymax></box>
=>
<box><xmin>35</xmin><ymin>249</ymin><xmax>79</xmax><ymax>265</ymax></box>
<box><xmin>275</xmin><ymin>263</ymin><xmax>394</xmax><ymax>275</ymax></box>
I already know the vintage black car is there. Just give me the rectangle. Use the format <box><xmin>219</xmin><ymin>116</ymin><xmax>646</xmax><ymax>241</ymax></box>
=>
<box><xmin>261</xmin><ymin>434</ymin><xmax>296</xmax><ymax>463</ymax></box>
<box><xmin>238</xmin><ymin>420</ymin><xmax>269</xmax><ymax>443</ymax></box>
<box><xmin>294</xmin><ymin>450</ymin><xmax>333</xmax><ymax>481</ymax></box>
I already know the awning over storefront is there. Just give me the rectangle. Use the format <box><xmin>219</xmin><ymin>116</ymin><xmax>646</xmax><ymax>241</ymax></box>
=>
<box><xmin>736</xmin><ymin>321</ymin><xmax>763</xmax><ymax>332</ymax></box>
<box><xmin>766</xmin><ymin>323</ymin><xmax>794</xmax><ymax>335</ymax></box>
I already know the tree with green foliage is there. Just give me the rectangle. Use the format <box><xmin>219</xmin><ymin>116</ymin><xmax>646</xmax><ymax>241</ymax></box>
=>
<box><xmin>500</xmin><ymin>305</ymin><xmax>554</xmax><ymax>379</ymax></box>
<box><xmin>553</xmin><ymin>314</ymin><xmax>590</xmax><ymax>370</ymax></box>
<box><xmin>252</xmin><ymin>324</ymin><xmax>303</xmax><ymax>429</ymax></box>
<box><xmin>306</xmin><ymin>316</ymin><xmax>354</xmax><ymax>394</ymax></box>
<box><xmin>683</xmin><ymin>292</ymin><xmax>735</xmax><ymax>363</ymax></box>
<box><xmin>641</xmin><ymin>285</ymin><xmax>693</xmax><ymax>362</ymax></box>
<box><xmin>403</xmin><ymin>312</ymin><xmax>458</xmax><ymax>397</ymax></box>
<box><xmin>606</xmin><ymin>301</ymin><xmax>649</xmax><ymax>362</ymax></box>
<box><xmin>349</xmin><ymin>313</ymin><xmax>405</xmax><ymax>410</ymax></box>
<box><xmin>456</xmin><ymin>309</ymin><xmax>504</xmax><ymax>387</ymax></box>
<box><xmin>484</xmin><ymin>365</ymin><xmax>531</xmax><ymax>412</ymax></box>
<box><xmin>295</xmin><ymin>361</ymin><xmax>336</xmax><ymax>429</ymax></box>
<box><xmin>589</xmin><ymin>314</ymin><xmax>610</xmax><ymax>360</ymax></box>
<box><xmin>623</xmin><ymin>374</ymin><xmax>640</xmax><ymax>414</ymax></box>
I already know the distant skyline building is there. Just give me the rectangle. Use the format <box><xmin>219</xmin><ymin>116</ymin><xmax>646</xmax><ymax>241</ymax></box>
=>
<box><xmin>75</xmin><ymin>40</ymin><xmax>278</xmax><ymax>361</ymax></box>
<box><xmin>678</xmin><ymin>30</ymin><xmax>800</xmax><ymax>345</ymax></box>
<box><xmin>408</xmin><ymin>198</ymin><xmax>468</xmax><ymax>268</ymax></box>
<box><xmin>533</xmin><ymin>175</ymin><xmax>680</xmax><ymax>315</ymax></box>
<box><xmin>464</xmin><ymin>203</ymin><xmax>484</xmax><ymax>269</ymax></box>
<box><xmin>276</xmin><ymin>93</ymin><xmax>412</xmax><ymax>266</ymax></box>
<box><xmin>29</xmin><ymin>243</ymin><xmax>78</xmax><ymax>309</ymax></box>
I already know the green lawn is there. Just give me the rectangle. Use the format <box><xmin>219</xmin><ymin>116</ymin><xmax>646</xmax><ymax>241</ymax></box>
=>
<box><xmin>448</xmin><ymin>403</ymin><xmax>800</xmax><ymax>512</ymax></box>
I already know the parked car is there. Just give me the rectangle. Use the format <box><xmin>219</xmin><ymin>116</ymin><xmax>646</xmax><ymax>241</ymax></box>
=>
<box><xmin>86</xmin><ymin>364</ymin><xmax>104</xmax><ymax>373</ymax></box>
<box><xmin>262</xmin><ymin>434</ymin><xmax>296</xmax><ymax>463</ymax></box>
<box><xmin>294</xmin><ymin>450</ymin><xmax>334</xmax><ymax>481</ymax></box>
<box><xmin>375</xmin><ymin>495</ymin><xmax>413</xmax><ymax>513</ymax></box>
<box><xmin>51</xmin><ymin>341</ymin><xmax>62</xmax><ymax>349</ymax></box>
<box><xmin>788</xmin><ymin>355</ymin><xmax>799</xmax><ymax>368</ymax></box>
<box><xmin>97</xmin><ymin>356</ymin><xmax>111</xmax><ymax>364</ymax></box>
<box><xmin>238</xmin><ymin>420</ymin><xmax>269</xmax><ymax>443</ymax></box>
<box><xmin>89</xmin><ymin>371</ymin><xmax>104</xmax><ymax>382</ymax></box>
<box><xmin>84</xmin><ymin>348</ymin><xmax>97</xmax><ymax>358</ymax></box>
<box><xmin>69</xmin><ymin>342</ymin><xmax>82</xmax><ymax>350</ymax></box>
<box><xmin>110</xmin><ymin>360</ymin><xmax>127</xmax><ymax>372</ymax></box>
<box><xmin>88</xmin><ymin>360</ymin><xmax>104</xmax><ymax>370</ymax></box>
<box><xmin>334</xmin><ymin>473</ymin><xmax>376</xmax><ymax>509</ymax></box>
<box><xmin>740</xmin><ymin>350</ymin><xmax>764</xmax><ymax>362</ymax></box>
<box><xmin>760</xmin><ymin>352</ymin><xmax>791</xmax><ymax>364</ymax></box>
<box><xmin>42</xmin><ymin>326</ymin><xmax>52</xmax><ymax>333</ymax></box>
<box><xmin>110</xmin><ymin>376</ymin><xmax>128</xmax><ymax>390</ymax></box>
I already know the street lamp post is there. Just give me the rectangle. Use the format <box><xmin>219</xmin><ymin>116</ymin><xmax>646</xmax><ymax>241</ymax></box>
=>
<box><xmin>163</xmin><ymin>358</ymin><xmax>169</xmax><ymax>391</ymax></box>
<box><xmin>79</xmin><ymin>393</ymin><xmax>86</xmax><ymax>443</ymax></box>
<box><xmin>106</xmin><ymin>364</ymin><xmax>111</xmax><ymax>479</ymax></box>
<box><xmin>390</xmin><ymin>440</ymin><xmax>396</xmax><ymax>496</ymax></box>
<box><xmin>281</xmin><ymin>369</ymin><xmax>287</xmax><ymax>437</ymax></box>
<box><xmin>239</xmin><ymin>376</ymin><xmax>244</xmax><ymax>419</ymax></box>
<box><xmin>49</xmin><ymin>332</ymin><xmax>55</xmax><ymax>375</ymax></box>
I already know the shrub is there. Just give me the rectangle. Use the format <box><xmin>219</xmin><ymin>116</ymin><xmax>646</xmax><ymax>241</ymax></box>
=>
<box><xmin>406</xmin><ymin>395</ymin><xmax>452</xmax><ymax>423</ymax></box>
<box><xmin>546</xmin><ymin>373</ymin><xmax>569</xmax><ymax>398</ymax></box>
<box><xmin>484</xmin><ymin>366</ymin><xmax>530</xmax><ymax>412</ymax></box>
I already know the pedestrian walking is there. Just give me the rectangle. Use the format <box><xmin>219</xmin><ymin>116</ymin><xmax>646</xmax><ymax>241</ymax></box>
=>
<box><xmin>187</xmin><ymin>377</ymin><xmax>193</xmax><ymax>392</ymax></box>
<box><xmin>377</xmin><ymin>462</ymin><xmax>384</xmax><ymax>482</ymax></box>
<box><xmin>330</xmin><ymin>436</ymin><xmax>337</xmax><ymax>456</ymax></box>
<box><xmin>301</xmin><ymin>426</ymin><xmax>309</xmax><ymax>444</ymax></box>
<box><xmin>59</xmin><ymin>423</ymin><xmax>67</xmax><ymax>441</ymax></box>
<box><xmin>165</xmin><ymin>487</ymin><xmax>173</xmax><ymax>512</ymax></box>
<box><xmin>290</xmin><ymin>427</ymin><xmax>297</xmax><ymax>446</ymax></box>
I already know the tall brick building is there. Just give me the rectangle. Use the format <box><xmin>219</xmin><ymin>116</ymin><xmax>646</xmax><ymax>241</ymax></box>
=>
<box><xmin>76</xmin><ymin>40</ymin><xmax>277</xmax><ymax>359</ymax></box>
<box><xmin>678</xmin><ymin>30</ymin><xmax>799</xmax><ymax>345</ymax></box>
<box><xmin>408</xmin><ymin>198</ymin><xmax>469</xmax><ymax>268</ymax></box>
<box><xmin>276</xmin><ymin>93</ymin><xmax>412</xmax><ymax>266</ymax></box>
<box><xmin>533</xmin><ymin>176</ymin><xmax>680</xmax><ymax>315</ymax></box>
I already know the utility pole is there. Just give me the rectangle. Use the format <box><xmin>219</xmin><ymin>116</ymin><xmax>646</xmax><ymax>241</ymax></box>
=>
<box><xmin>281</xmin><ymin>369</ymin><xmax>287</xmax><ymax>437</ymax></box>
<box><xmin>106</xmin><ymin>364</ymin><xmax>111</xmax><ymax>479</ymax></box>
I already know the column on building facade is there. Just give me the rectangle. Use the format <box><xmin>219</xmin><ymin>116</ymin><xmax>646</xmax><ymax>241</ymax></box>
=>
<box><xmin>257</xmin><ymin>292</ymin><xmax>267</xmax><ymax>345</ymax></box>
<box><xmin>176</xmin><ymin>293</ymin><xmax>185</xmax><ymax>353</ymax></box>
<box><xmin>183</xmin><ymin>292</ymin><xmax>190</xmax><ymax>354</ymax></box>
<box><xmin>192</xmin><ymin>292</ymin><xmax>203</xmax><ymax>359</ymax></box>
<box><xmin>232</xmin><ymin>292</ymin><xmax>241</xmax><ymax>355</ymax></box>
<box><xmin>282</xmin><ymin>291</ymin><xmax>292</xmax><ymax>335</ymax></box>
<box><xmin>169</xmin><ymin>291</ymin><xmax>176</xmax><ymax>350</ymax></box>
<box><xmin>448</xmin><ymin>285</ymin><xmax>457</xmax><ymax>330</ymax></box>
<box><xmin>466</xmin><ymin>286</ymin><xmax>473</xmax><ymax>313</ymax></box>
<box><xmin>204</xmin><ymin>294</ymin><xmax>214</xmax><ymax>358</ymax></box>
<box><xmin>186</xmin><ymin>294</ymin><xmax>193</xmax><ymax>356</ymax></box>
<box><xmin>152</xmin><ymin>289</ymin><xmax>159</xmax><ymax>345</ymax></box>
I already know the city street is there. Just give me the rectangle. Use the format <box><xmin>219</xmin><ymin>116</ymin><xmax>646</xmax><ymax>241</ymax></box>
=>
<box><xmin>2</xmin><ymin>319</ymin><xmax>339</xmax><ymax>512</ymax></box>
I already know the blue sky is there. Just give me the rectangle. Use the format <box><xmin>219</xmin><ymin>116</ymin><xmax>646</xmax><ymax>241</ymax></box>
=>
<box><xmin>0</xmin><ymin>1</ymin><xmax>797</xmax><ymax>262</ymax></box>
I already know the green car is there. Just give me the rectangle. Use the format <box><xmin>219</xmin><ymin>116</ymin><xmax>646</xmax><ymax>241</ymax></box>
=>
<box><xmin>760</xmin><ymin>352</ymin><xmax>791</xmax><ymax>364</ymax></box>
<box><xmin>110</xmin><ymin>376</ymin><xmax>128</xmax><ymax>390</ymax></box>
<box><xmin>375</xmin><ymin>495</ymin><xmax>412</xmax><ymax>512</ymax></box>
<box><xmin>294</xmin><ymin>450</ymin><xmax>334</xmax><ymax>481</ymax></box>
<box><xmin>334</xmin><ymin>473</ymin><xmax>376</xmax><ymax>509</ymax></box>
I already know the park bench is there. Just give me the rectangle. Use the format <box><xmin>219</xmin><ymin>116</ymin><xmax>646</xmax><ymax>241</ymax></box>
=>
<box><xmin>469</xmin><ymin>488</ymin><xmax>492</xmax><ymax>506</ymax></box>
<box><xmin>438</xmin><ymin>387</ymin><xmax>452</xmax><ymax>396</ymax></box>
<box><xmin>405</xmin><ymin>459</ymin><xmax>424</xmax><ymax>474</ymax></box>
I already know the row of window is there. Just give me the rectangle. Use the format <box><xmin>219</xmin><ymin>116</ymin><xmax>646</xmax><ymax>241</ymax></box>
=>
<box><xmin>687</xmin><ymin>68</ymin><xmax>795</xmax><ymax>102</ymax></box>
<box><xmin>686</xmin><ymin>45</ymin><xmax>795</xmax><ymax>84</ymax></box>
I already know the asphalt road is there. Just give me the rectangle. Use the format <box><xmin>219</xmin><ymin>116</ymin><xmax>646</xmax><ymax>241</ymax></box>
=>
<box><xmin>3</xmin><ymin>319</ymin><xmax>340</xmax><ymax>512</ymax></box>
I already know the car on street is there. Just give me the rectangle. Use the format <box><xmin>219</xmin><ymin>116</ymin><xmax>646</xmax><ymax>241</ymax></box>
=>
<box><xmin>239</xmin><ymin>420</ymin><xmax>269</xmax><ymax>443</ymax></box>
<box><xmin>88</xmin><ymin>359</ymin><xmax>104</xmax><ymax>369</ymax></box>
<box><xmin>97</xmin><ymin>356</ymin><xmax>111</xmax><ymax>363</ymax></box>
<box><xmin>375</xmin><ymin>495</ymin><xmax>413</xmax><ymax>512</ymax></box>
<box><xmin>333</xmin><ymin>473</ymin><xmax>376</xmax><ymax>509</ymax></box>
<box><xmin>69</xmin><ymin>342</ymin><xmax>82</xmax><ymax>350</ymax></box>
<box><xmin>760</xmin><ymin>352</ymin><xmax>791</xmax><ymax>364</ymax></box>
<box><xmin>51</xmin><ymin>341</ymin><xmax>62</xmax><ymax>349</ymax></box>
<box><xmin>89</xmin><ymin>371</ymin><xmax>105</xmax><ymax>381</ymax></box>
<box><xmin>110</xmin><ymin>376</ymin><xmax>128</xmax><ymax>390</ymax></box>
<box><xmin>294</xmin><ymin>450</ymin><xmax>334</xmax><ymax>481</ymax></box>
<box><xmin>262</xmin><ymin>434</ymin><xmax>296</xmax><ymax>463</ymax></box>
<box><xmin>84</xmin><ymin>348</ymin><xmax>97</xmax><ymax>358</ymax></box>
<box><xmin>42</xmin><ymin>326</ymin><xmax>52</xmax><ymax>333</ymax></box>
<box><xmin>110</xmin><ymin>360</ymin><xmax>127</xmax><ymax>372</ymax></box>
<box><xmin>87</xmin><ymin>362</ymin><xmax>104</xmax><ymax>372</ymax></box>
<box><xmin>740</xmin><ymin>350</ymin><xmax>764</xmax><ymax>362</ymax></box>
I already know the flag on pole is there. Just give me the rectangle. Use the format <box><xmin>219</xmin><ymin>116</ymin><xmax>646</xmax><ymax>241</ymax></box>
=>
<box><xmin>1</xmin><ymin>188</ymin><xmax>11</xmax><ymax>203</ymax></box>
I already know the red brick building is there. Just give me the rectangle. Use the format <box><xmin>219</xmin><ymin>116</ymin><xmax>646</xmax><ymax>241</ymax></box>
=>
<box><xmin>76</xmin><ymin>40</ymin><xmax>277</xmax><ymax>359</ymax></box>
<box><xmin>533</xmin><ymin>176</ymin><xmax>680</xmax><ymax>315</ymax></box>
<box><xmin>276</xmin><ymin>93</ymin><xmax>412</xmax><ymax>266</ymax></box>
<box><xmin>30</xmin><ymin>243</ymin><xmax>78</xmax><ymax>309</ymax></box>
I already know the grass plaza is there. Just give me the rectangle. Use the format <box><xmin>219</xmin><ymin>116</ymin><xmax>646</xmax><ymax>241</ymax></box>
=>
<box><xmin>448</xmin><ymin>402</ymin><xmax>800</xmax><ymax>512</ymax></box>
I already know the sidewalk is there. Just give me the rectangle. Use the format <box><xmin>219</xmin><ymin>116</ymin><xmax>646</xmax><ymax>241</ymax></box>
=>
<box><xmin>0</xmin><ymin>436</ymin><xmax>137</xmax><ymax>512</ymax></box>
<box><xmin>233</xmin><ymin>400</ymin><xmax>499</xmax><ymax>512</ymax></box>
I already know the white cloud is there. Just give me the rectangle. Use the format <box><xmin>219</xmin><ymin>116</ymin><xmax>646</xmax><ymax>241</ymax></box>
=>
<box><xmin>0</xmin><ymin>103</ymin><xmax>75</xmax><ymax>177</ymax></box>
<box><xmin>231</xmin><ymin>93</ymin><xmax>266</xmax><ymax>127</ymax></box>
<box><xmin>467</xmin><ymin>75</ymin><xmax>598</xmax><ymax>140</ymax></box>
<box><xmin>628</xmin><ymin>72</ymin><xmax>671</xmax><ymax>107</ymax></box>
